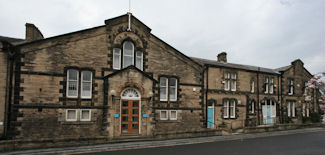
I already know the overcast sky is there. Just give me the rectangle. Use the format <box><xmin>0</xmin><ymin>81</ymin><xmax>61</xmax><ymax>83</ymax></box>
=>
<box><xmin>0</xmin><ymin>0</ymin><xmax>324</xmax><ymax>74</ymax></box>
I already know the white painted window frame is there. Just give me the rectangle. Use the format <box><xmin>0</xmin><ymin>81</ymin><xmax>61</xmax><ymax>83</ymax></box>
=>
<box><xmin>113</xmin><ymin>48</ymin><xmax>121</xmax><ymax>70</ymax></box>
<box><xmin>251</xmin><ymin>101</ymin><xmax>255</xmax><ymax>114</ymax></box>
<box><xmin>292</xmin><ymin>102</ymin><xmax>296</xmax><ymax>117</ymax></box>
<box><xmin>251</xmin><ymin>80</ymin><xmax>255</xmax><ymax>93</ymax></box>
<box><xmin>169</xmin><ymin>78</ymin><xmax>177</xmax><ymax>101</ymax></box>
<box><xmin>269</xmin><ymin>78</ymin><xmax>274</xmax><ymax>94</ymax></box>
<box><xmin>160</xmin><ymin>77</ymin><xmax>168</xmax><ymax>101</ymax></box>
<box><xmin>122</xmin><ymin>41</ymin><xmax>134</xmax><ymax>68</ymax></box>
<box><xmin>288</xmin><ymin>80</ymin><xmax>294</xmax><ymax>95</ymax></box>
<box><xmin>160</xmin><ymin>110</ymin><xmax>168</xmax><ymax>120</ymax></box>
<box><xmin>66</xmin><ymin>109</ymin><xmax>78</xmax><ymax>121</ymax></box>
<box><xmin>287</xmin><ymin>102</ymin><xmax>291</xmax><ymax>117</ymax></box>
<box><xmin>80</xmin><ymin>109</ymin><xmax>91</xmax><ymax>121</ymax></box>
<box><xmin>230</xmin><ymin>73</ymin><xmax>236</xmax><ymax>91</ymax></box>
<box><xmin>135</xmin><ymin>51</ymin><xmax>143</xmax><ymax>71</ymax></box>
<box><xmin>224</xmin><ymin>73</ymin><xmax>230</xmax><ymax>91</ymax></box>
<box><xmin>67</xmin><ymin>69</ymin><xmax>79</xmax><ymax>98</ymax></box>
<box><xmin>223</xmin><ymin>100</ymin><xmax>229</xmax><ymax>118</ymax></box>
<box><xmin>265</xmin><ymin>77</ymin><xmax>269</xmax><ymax>94</ymax></box>
<box><xmin>170</xmin><ymin>110</ymin><xmax>177</xmax><ymax>120</ymax></box>
<box><xmin>81</xmin><ymin>71</ymin><xmax>92</xmax><ymax>99</ymax></box>
<box><xmin>230</xmin><ymin>100</ymin><xmax>236</xmax><ymax>118</ymax></box>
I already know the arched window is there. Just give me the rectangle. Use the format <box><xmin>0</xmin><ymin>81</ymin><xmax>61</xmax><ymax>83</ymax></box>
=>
<box><xmin>123</xmin><ymin>41</ymin><xmax>134</xmax><ymax>68</ymax></box>
<box><xmin>112</xmin><ymin>40</ymin><xmax>144</xmax><ymax>71</ymax></box>
<box><xmin>121</xmin><ymin>88</ymin><xmax>140</xmax><ymax>99</ymax></box>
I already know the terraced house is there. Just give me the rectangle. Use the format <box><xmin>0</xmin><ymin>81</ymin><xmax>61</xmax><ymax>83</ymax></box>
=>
<box><xmin>0</xmin><ymin>13</ymin><xmax>321</xmax><ymax>141</ymax></box>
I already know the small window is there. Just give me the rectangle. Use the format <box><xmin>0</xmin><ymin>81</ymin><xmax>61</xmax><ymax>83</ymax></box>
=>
<box><xmin>230</xmin><ymin>100</ymin><xmax>236</xmax><ymax>118</ymax></box>
<box><xmin>288</xmin><ymin>79</ymin><xmax>294</xmax><ymax>95</ymax></box>
<box><xmin>113</xmin><ymin>48</ymin><xmax>121</xmax><ymax>69</ymax></box>
<box><xmin>169</xmin><ymin>78</ymin><xmax>177</xmax><ymax>101</ymax></box>
<box><xmin>269</xmin><ymin>78</ymin><xmax>274</xmax><ymax>94</ymax></box>
<box><xmin>81</xmin><ymin>71</ymin><xmax>92</xmax><ymax>99</ymax></box>
<box><xmin>123</xmin><ymin>41</ymin><xmax>134</xmax><ymax>68</ymax></box>
<box><xmin>80</xmin><ymin>109</ymin><xmax>91</xmax><ymax>121</ymax></box>
<box><xmin>264</xmin><ymin>78</ymin><xmax>269</xmax><ymax>94</ymax></box>
<box><xmin>67</xmin><ymin>70</ymin><xmax>79</xmax><ymax>98</ymax></box>
<box><xmin>170</xmin><ymin>110</ymin><xmax>177</xmax><ymax>120</ymax></box>
<box><xmin>251</xmin><ymin>80</ymin><xmax>255</xmax><ymax>93</ymax></box>
<box><xmin>223</xmin><ymin>100</ymin><xmax>229</xmax><ymax>118</ymax></box>
<box><xmin>292</xmin><ymin>102</ymin><xmax>295</xmax><ymax>117</ymax></box>
<box><xmin>287</xmin><ymin>102</ymin><xmax>291</xmax><ymax>117</ymax></box>
<box><xmin>66</xmin><ymin>109</ymin><xmax>77</xmax><ymax>121</ymax></box>
<box><xmin>230</xmin><ymin>73</ymin><xmax>236</xmax><ymax>91</ymax></box>
<box><xmin>135</xmin><ymin>51</ymin><xmax>143</xmax><ymax>70</ymax></box>
<box><xmin>160</xmin><ymin>77</ymin><xmax>168</xmax><ymax>101</ymax></box>
<box><xmin>224</xmin><ymin>73</ymin><xmax>230</xmax><ymax>91</ymax></box>
<box><xmin>160</xmin><ymin>110</ymin><xmax>168</xmax><ymax>120</ymax></box>
<box><xmin>251</xmin><ymin>101</ymin><xmax>255</xmax><ymax>114</ymax></box>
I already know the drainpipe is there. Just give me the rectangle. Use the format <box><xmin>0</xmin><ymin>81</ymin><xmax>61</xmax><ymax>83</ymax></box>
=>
<box><xmin>256</xmin><ymin>68</ymin><xmax>260</xmax><ymax>125</ymax></box>
<box><xmin>2</xmin><ymin>41</ymin><xmax>15</xmax><ymax>139</ymax></box>
<box><xmin>278</xmin><ymin>75</ymin><xmax>283</xmax><ymax>124</ymax></box>
<box><xmin>205</xmin><ymin>65</ymin><xmax>209</xmax><ymax>128</ymax></box>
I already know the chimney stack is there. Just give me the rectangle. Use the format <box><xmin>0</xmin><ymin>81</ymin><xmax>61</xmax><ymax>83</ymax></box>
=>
<box><xmin>217</xmin><ymin>52</ymin><xmax>227</xmax><ymax>63</ymax></box>
<box><xmin>25</xmin><ymin>23</ymin><xmax>44</xmax><ymax>42</ymax></box>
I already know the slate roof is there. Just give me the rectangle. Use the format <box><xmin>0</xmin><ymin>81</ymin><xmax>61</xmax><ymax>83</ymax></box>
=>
<box><xmin>0</xmin><ymin>36</ymin><xmax>25</xmax><ymax>48</ymax></box>
<box><xmin>191</xmin><ymin>57</ymin><xmax>280</xmax><ymax>74</ymax></box>
<box><xmin>274</xmin><ymin>65</ymin><xmax>291</xmax><ymax>72</ymax></box>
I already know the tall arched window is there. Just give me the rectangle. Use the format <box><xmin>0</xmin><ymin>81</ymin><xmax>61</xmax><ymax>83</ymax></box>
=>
<box><xmin>123</xmin><ymin>41</ymin><xmax>134</xmax><ymax>68</ymax></box>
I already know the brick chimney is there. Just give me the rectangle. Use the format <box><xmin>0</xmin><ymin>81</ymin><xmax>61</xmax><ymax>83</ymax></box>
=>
<box><xmin>217</xmin><ymin>52</ymin><xmax>227</xmax><ymax>63</ymax></box>
<box><xmin>25</xmin><ymin>23</ymin><xmax>44</xmax><ymax>42</ymax></box>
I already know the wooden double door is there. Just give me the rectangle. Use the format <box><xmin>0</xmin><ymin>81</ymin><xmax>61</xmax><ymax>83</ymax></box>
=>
<box><xmin>121</xmin><ymin>100</ymin><xmax>140</xmax><ymax>134</ymax></box>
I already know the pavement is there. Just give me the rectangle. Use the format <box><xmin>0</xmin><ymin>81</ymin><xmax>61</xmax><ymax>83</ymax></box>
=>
<box><xmin>1</xmin><ymin>127</ymin><xmax>325</xmax><ymax>155</ymax></box>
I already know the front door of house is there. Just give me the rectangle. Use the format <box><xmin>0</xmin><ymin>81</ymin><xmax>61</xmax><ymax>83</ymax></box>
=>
<box><xmin>121</xmin><ymin>100</ymin><xmax>139</xmax><ymax>134</ymax></box>
<box><xmin>207</xmin><ymin>106</ymin><xmax>214</xmax><ymax>128</ymax></box>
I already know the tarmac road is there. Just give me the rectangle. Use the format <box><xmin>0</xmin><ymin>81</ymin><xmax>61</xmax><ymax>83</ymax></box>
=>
<box><xmin>82</xmin><ymin>130</ymin><xmax>325</xmax><ymax>155</ymax></box>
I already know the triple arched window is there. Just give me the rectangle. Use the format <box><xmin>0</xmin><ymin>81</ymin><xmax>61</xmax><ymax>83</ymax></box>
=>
<box><xmin>113</xmin><ymin>41</ymin><xmax>143</xmax><ymax>70</ymax></box>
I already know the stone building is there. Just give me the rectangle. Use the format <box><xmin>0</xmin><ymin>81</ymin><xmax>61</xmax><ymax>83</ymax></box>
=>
<box><xmin>0</xmin><ymin>13</ymin><xmax>320</xmax><ymax>141</ymax></box>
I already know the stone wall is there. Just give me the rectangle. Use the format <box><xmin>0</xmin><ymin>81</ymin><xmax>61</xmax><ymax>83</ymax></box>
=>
<box><xmin>0</xmin><ymin>50</ymin><xmax>7</xmax><ymax>137</ymax></box>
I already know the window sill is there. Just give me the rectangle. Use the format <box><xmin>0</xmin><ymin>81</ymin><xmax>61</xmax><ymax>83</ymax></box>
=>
<box><xmin>62</xmin><ymin>121</ymin><xmax>93</xmax><ymax>125</ymax></box>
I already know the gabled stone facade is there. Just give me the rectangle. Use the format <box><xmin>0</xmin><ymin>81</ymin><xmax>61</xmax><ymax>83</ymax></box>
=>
<box><xmin>0</xmin><ymin>13</ymin><xmax>321</xmax><ymax>141</ymax></box>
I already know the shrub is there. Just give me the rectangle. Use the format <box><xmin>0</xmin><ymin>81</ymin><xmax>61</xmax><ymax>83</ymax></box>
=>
<box><xmin>310</xmin><ymin>112</ymin><xmax>321</xmax><ymax>123</ymax></box>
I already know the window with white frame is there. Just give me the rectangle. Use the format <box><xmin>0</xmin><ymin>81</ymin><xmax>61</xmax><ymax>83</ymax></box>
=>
<box><xmin>67</xmin><ymin>70</ymin><xmax>79</xmax><ymax>98</ymax></box>
<box><xmin>67</xmin><ymin>69</ymin><xmax>92</xmax><ymax>99</ymax></box>
<box><xmin>251</xmin><ymin>80</ymin><xmax>255</xmax><ymax>93</ymax></box>
<box><xmin>223</xmin><ymin>100</ymin><xmax>229</xmax><ymax>118</ymax></box>
<box><xmin>170</xmin><ymin>110</ymin><xmax>177</xmax><ymax>120</ymax></box>
<box><xmin>159</xmin><ymin>77</ymin><xmax>178</xmax><ymax>101</ymax></box>
<box><xmin>224</xmin><ymin>73</ymin><xmax>230</xmax><ymax>91</ymax></box>
<box><xmin>160</xmin><ymin>110</ymin><xmax>168</xmax><ymax>120</ymax></box>
<box><xmin>66</xmin><ymin>109</ymin><xmax>77</xmax><ymax>121</ymax></box>
<box><xmin>269</xmin><ymin>78</ymin><xmax>274</xmax><ymax>94</ymax></box>
<box><xmin>123</xmin><ymin>41</ymin><xmax>134</xmax><ymax>68</ymax></box>
<box><xmin>264</xmin><ymin>77</ymin><xmax>269</xmax><ymax>94</ymax></box>
<box><xmin>81</xmin><ymin>71</ymin><xmax>92</xmax><ymax>99</ymax></box>
<box><xmin>66</xmin><ymin>109</ymin><xmax>91</xmax><ymax>122</ymax></box>
<box><xmin>230</xmin><ymin>73</ymin><xmax>237</xmax><ymax>91</ymax></box>
<box><xmin>160</xmin><ymin>77</ymin><xmax>168</xmax><ymax>101</ymax></box>
<box><xmin>251</xmin><ymin>100</ymin><xmax>255</xmax><ymax>114</ymax></box>
<box><xmin>80</xmin><ymin>109</ymin><xmax>91</xmax><ymax>121</ymax></box>
<box><xmin>169</xmin><ymin>78</ymin><xmax>177</xmax><ymax>101</ymax></box>
<box><xmin>288</xmin><ymin>79</ymin><xmax>294</xmax><ymax>95</ymax></box>
<box><xmin>113</xmin><ymin>48</ymin><xmax>121</xmax><ymax>69</ymax></box>
<box><xmin>287</xmin><ymin>101</ymin><xmax>296</xmax><ymax>117</ymax></box>
<box><xmin>223</xmin><ymin>99</ymin><xmax>236</xmax><ymax>118</ymax></box>
<box><xmin>135</xmin><ymin>51</ymin><xmax>143</xmax><ymax>70</ymax></box>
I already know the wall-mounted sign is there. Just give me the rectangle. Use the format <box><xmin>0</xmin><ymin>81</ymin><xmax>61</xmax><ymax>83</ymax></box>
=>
<box><xmin>114</xmin><ymin>113</ymin><xmax>119</xmax><ymax>118</ymax></box>
<box><xmin>142</xmin><ymin>113</ymin><xmax>148</xmax><ymax>118</ymax></box>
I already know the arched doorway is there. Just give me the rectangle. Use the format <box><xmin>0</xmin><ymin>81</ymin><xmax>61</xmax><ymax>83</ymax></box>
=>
<box><xmin>120</xmin><ymin>88</ymin><xmax>141</xmax><ymax>134</ymax></box>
